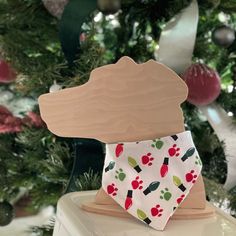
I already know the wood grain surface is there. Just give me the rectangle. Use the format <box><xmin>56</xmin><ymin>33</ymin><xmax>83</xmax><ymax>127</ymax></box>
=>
<box><xmin>39</xmin><ymin>57</ymin><xmax>188</xmax><ymax>143</ymax></box>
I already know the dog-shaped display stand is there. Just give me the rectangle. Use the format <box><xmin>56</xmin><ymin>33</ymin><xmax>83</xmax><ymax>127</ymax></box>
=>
<box><xmin>39</xmin><ymin>57</ymin><xmax>214</xmax><ymax>220</ymax></box>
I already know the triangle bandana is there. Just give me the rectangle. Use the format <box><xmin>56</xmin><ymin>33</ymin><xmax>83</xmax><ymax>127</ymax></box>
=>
<box><xmin>102</xmin><ymin>131</ymin><xmax>202</xmax><ymax>230</ymax></box>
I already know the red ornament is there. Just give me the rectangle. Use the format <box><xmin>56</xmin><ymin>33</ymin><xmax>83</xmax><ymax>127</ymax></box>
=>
<box><xmin>182</xmin><ymin>63</ymin><xmax>221</xmax><ymax>106</ymax></box>
<box><xmin>80</xmin><ymin>33</ymin><xmax>87</xmax><ymax>43</ymax></box>
<box><xmin>0</xmin><ymin>60</ymin><xmax>17</xmax><ymax>84</ymax></box>
<box><xmin>0</xmin><ymin>106</ymin><xmax>12</xmax><ymax>117</ymax></box>
<box><xmin>22</xmin><ymin>112</ymin><xmax>45</xmax><ymax>128</ymax></box>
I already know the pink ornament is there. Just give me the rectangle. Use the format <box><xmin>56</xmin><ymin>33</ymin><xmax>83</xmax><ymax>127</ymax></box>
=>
<box><xmin>182</xmin><ymin>63</ymin><xmax>221</xmax><ymax>106</ymax></box>
<box><xmin>80</xmin><ymin>33</ymin><xmax>87</xmax><ymax>43</ymax></box>
<box><xmin>0</xmin><ymin>105</ymin><xmax>22</xmax><ymax>133</ymax></box>
<box><xmin>42</xmin><ymin>0</ymin><xmax>69</xmax><ymax>19</ymax></box>
<box><xmin>0</xmin><ymin>60</ymin><xmax>17</xmax><ymax>84</ymax></box>
<box><xmin>22</xmin><ymin>111</ymin><xmax>45</xmax><ymax>128</ymax></box>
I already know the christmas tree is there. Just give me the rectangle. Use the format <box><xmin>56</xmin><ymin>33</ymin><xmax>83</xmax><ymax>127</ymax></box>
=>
<box><xmin>0</xmin><ymin>0</ymin><xmax>236</xmax><ymax>234</ymax></box>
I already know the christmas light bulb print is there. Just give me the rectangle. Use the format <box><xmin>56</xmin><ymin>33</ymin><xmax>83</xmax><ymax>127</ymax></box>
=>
<box><xmin>143</xmin><ymin>181</ymin><xmax>160</xmax><ymax>195</ymax></box>
<box><xmin>128</xmin><ymin>156</ymin><xmax>142</xmax><ymax>173</ymax></box>
<box><xmin>104</xmin><ymin>161</ymin><xmax>115</xmax><ymax>172</ymax></box>
<box><xmin>160</xmin><ymin>157</ymin><xmax>169</xmax><ymax>177</ymax></box>
<box><xmin>181</xmin><ymin>147</ymin><xmax>195</xmax><ymax>162</ymax></box>
<box><xmin>115</xmin><ymin>143</ymin><xmax>124</xmax><ymax>157</ymax></box>
<box><xmin>125</xmin><ymin>190</ymin><xmax>133</xmax><ymax>210</ymax></box>
<box><xmin>173</xmin><ymin>176</ymin><xmax>186</xmax><ymax>192</ymax></box>
<box><xmin>137</xmin><ymin>209</ymin><xmax>151</xmax><ymax>225</ymax></box>
<box><xmin>171</xmin><ymin>135</ymin><xmax>178</xmax><ymax>141</ymax></box>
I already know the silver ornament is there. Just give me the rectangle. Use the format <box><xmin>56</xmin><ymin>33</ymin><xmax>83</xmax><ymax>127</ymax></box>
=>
<box><xmin>49</xmin><ymin>80</ymin><xmax>62</xmax><ymax>93</ymax></box>
<box><xmin>97</xmin><ymin>0</ymin><xmax>121</xmax><ymax>15</ymax></box>
<box><xmin>42</xmin><ymin>0</ymin><xmax>69</xmax><ymax>19</ymax></box>
<box><xmin>212</xmin><ymin>25</ymin><xmax>235</xmax><ymax>48</ymax></box>
<box><xmin>10</xmin><ymin>98</ymin><xmax>36</xmax><ymax>117</ymax></box>
<box><xmin>0</xmin><ymin>88</ymin><xmax>36</xmax><ymax>117</ymax></box>
<box><xmin>0</xmin><ymin>90</ymin><xmax>14</xmax><ymax>104</ymax></box>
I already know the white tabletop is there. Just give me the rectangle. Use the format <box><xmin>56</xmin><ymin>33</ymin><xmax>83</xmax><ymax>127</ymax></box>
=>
<box><xmin>55</xmin><ymin>191</ymin><xmax>236</xmax><ymax>236</ymax></box>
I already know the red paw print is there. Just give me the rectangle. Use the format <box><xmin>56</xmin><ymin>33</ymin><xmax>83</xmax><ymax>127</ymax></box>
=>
<box><xmin>168</xmin><ymin>144</ymin><xmax>180</xmax><ymax>157</ymax></box>
<box><xmin>131</xmin><ymin>176</ymin><xmax>143</xmax><ymax>190</ymax></box>
<box><xmin>151</xmin><ymin>204</ymin><xmax>163</xmax><ymax>217</ymax></box>
<box><xmin>107</xmin><ymin>183</ymin><xmax>118</xmax><ymax>196</ymax></box>
<box><xmin>141</xmin><ymin>153</ymin><xmax>154</xmax><ymax>166</ymax></box>
<box><xmin>177</xmin><ymin>194</ymin><xmax>185</xmax><ymax>204</ymax></box>
<box><xmin>185</xmin><ymin>170</ymin><xmax>197</xmax><ymax>183</ymax></box>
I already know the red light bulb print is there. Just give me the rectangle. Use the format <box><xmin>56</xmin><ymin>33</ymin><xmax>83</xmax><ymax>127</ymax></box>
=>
<box><xmin>160</xmin><ymin>157</ymin><xmax>169</xmax><ymax>177</ymax></box>
<box><xmin>115</xmin><ymin>143</ymin><xmax>123</xmax><ymax>157</ymax></box>
<box><xmin>125</xmin><ymin>190</ymin><xmax>133</xmax><ymax>210</ymax></box>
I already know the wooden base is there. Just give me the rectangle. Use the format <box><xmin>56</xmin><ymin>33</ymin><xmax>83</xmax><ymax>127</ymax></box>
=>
<box><xmin>82</xmin><ymin>174</ymin><xmax>214</xmax><ymax>220</ymax></box>
<box><xmin>81</xmin><ymin>201</ymin><xmax>215</xmax><ymax>220</ymax></box>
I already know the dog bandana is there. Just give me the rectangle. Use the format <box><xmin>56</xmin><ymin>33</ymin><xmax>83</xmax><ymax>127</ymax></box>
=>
<box><xmin>102</xmin><ymin>131</ymin><xmax>202</xmax><ymax>230</ymax></box>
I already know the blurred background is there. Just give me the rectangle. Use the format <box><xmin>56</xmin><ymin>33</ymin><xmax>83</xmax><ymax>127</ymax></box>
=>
<box><xmin>0</xmin><ymin>0</ymin><xmax>236</xmax><ymax>235</ymax></box>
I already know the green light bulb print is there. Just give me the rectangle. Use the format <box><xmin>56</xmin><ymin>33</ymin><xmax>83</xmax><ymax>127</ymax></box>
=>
<box><xmin>137</xmin><ymin>209</ymin><xmax>151</xmax><ymax>225</ymax></box>
<box><xmin>104</xmin><ymin>161</ymin><xmax>115</xmax><ymax>172</ymax></box>
<box><xmin>128</xmin><ymin>156</ymin><xmax>142</xmax><ymax>173</ymax></box>
<box><xmin>181</xmin><ymin>147</ymin><xmax>195</xmax><ymax>162</ymax></box>
<box><xmin>173</xmin><ymin>176</ymin><xmax>186</xmax><ymax>192</ymax></box>
<box><xmin>143</xmin><ymin>181</ymin><xmax>160</xmax><ymax>195</ymax></box>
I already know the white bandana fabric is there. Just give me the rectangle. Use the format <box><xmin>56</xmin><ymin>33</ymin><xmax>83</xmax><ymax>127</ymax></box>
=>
<box><xmin>102</xmin><ymin>131</ymin><xmax>202</xmax><ymax>230</ymax></box>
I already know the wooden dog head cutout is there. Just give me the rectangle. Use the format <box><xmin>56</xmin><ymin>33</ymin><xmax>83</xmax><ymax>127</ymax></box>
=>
<box><xmin>39</xmin><ymin>56</ymin><xmax>188</xmax><ymax>143</ymax></box>
<box><xmin>39</xmin><ymin>57</ymin><xmax>213</xmax><ymax>220</ymax></box>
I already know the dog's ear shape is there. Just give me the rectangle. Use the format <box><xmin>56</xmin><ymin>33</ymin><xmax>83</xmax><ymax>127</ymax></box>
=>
<box><xmin>39</xmin><ymin>56</ymin><xmax>188</xmax><ymax>143</ymax></box>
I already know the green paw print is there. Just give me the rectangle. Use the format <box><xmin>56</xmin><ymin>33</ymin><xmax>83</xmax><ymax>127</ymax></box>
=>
<box><xmin>115</xmin><ymin>168</ymin><xmax>126</xmax><ymax>181</ymax></box>
<box><xmin>151</xmin><ymin>139</ymin><xmax>164</xmax><ymax>149</ymax></box>
<box><xmin>195</xmin><ymin>156</ymin><xmax>202</xmax><ymax>166</ymax></box>
<box><xmin>160</xmin><ymin>188</ymin><xmax>172</xmax><ymax>201</ymax></box>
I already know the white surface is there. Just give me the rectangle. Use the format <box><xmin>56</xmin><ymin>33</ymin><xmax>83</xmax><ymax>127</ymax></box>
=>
<box><xmin>54</xmin><ymin>191</ymin><xmax>236</xmax><ymax>236</ymax></box>
<box><xmin>199</xmin><ymin>103</ymin><xmax>236</xmax><ymax>190</ymax></box>
<box><xmin>0</xmin><ymin>206</ymin><xmax>54</xmax><ymax>236</ymax></box>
